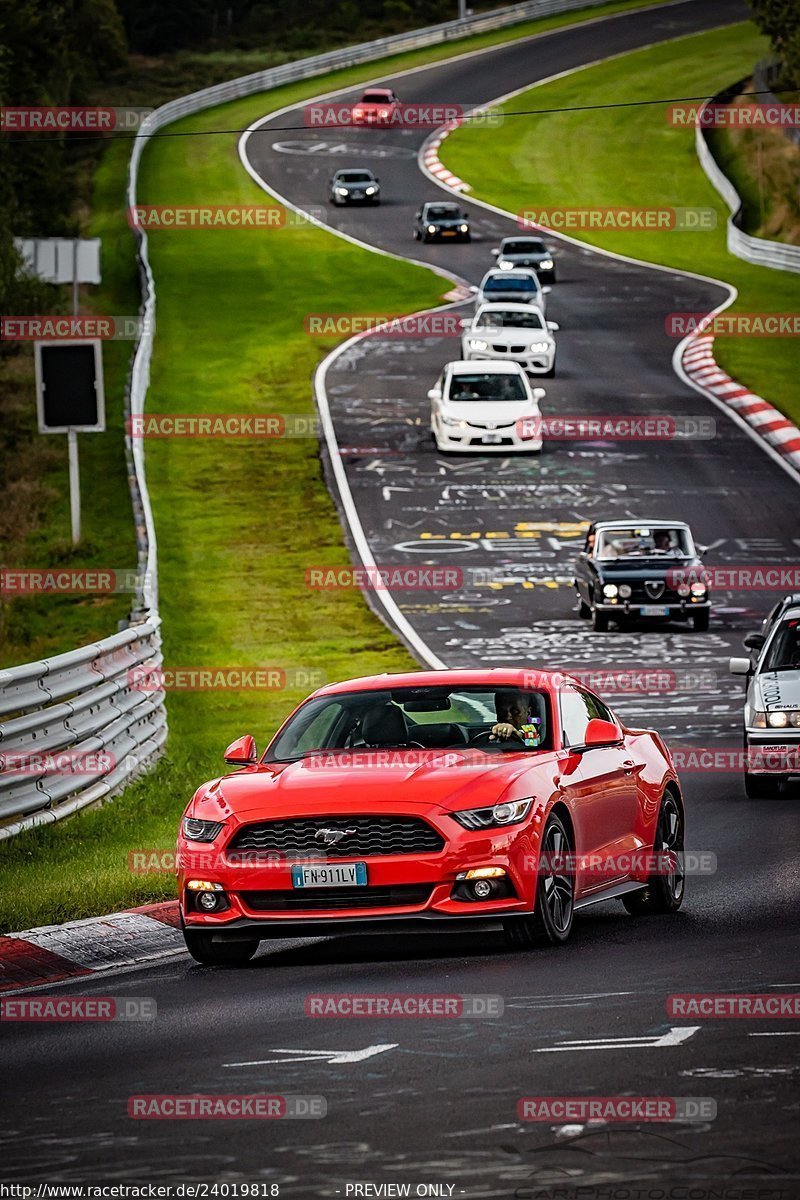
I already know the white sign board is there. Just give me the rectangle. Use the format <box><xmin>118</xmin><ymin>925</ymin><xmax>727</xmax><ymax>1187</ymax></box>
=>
<box><xmin>15</xmin><ymin>238</ymin><xmax>101</xmax><ymax>285</ymax></box>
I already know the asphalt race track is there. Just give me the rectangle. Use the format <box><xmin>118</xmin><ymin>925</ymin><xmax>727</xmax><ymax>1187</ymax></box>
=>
<box><xmin>3</xmin><ymin>2</ymin><xmax>800</xmax><ymax>1194</ymax></box>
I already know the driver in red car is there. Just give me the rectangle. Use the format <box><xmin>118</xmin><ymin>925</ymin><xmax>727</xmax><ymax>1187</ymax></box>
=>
<box><xmin>490</xmin><ymin>691</ymin><xmax>543</xmax><ymax>747</ymax></box>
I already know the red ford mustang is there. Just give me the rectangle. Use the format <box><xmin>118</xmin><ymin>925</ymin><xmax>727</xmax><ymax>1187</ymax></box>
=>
<box><xmin>177</xmin><ymin>669</ymin><xmax>685</xmax><ymax>965</ymax></box>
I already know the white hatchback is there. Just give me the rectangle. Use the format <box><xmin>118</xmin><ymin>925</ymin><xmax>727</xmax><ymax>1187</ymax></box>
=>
<box><xmin>461</xmin><ymin>303</ymin><xmax>558</xmax><ymax>376</ymax></box>
<box><xmin>429</xmin><ymin>360</ymin><xmax>545</xmax><ymax>453</ymax></box>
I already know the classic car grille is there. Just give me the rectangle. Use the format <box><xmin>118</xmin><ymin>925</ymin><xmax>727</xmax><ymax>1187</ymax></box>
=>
<box><xmin>227</xmin><ymin>816</ymin><xmax>444</xmax><ymax>858</ymax></box>
<box><xmin>241</xmin><ymin>884</ymin><xmax>433</xmax><ymax>911</ymax></box>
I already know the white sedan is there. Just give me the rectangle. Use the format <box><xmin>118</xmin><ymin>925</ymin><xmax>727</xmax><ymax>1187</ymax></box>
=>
<box><xmin>461</xmin><ymin>303</ymin><xmax>558</xmax><ymax>376</ymax></box>
<box><xmin>428</xmin><ymin>360</ymin><xmax>545</xmax><ymax>453</ymax></box>
<box><xmin>473</xmin><ymin>268</ymin><xmax>550</xmax><ymax>314</ymax></box>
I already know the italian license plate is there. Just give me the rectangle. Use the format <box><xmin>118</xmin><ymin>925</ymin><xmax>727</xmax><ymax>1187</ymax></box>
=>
<box><xmin>482</xmin><ymin>433</ymin><xmax>502</xmax><ymax>444</ymax></box>
<box><xmin>291</xmin><ymin>862</ymin><xmax>367</xmax><ymax>888</ymax></box>
<box><xmin>640</xmin><ymin>604</ymin><xmax>669</xmax><ymax>617</ymax></box>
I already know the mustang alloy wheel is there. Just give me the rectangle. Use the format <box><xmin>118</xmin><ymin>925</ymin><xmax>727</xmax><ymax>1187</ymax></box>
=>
<box><xmin>505</xmin><ymin>812</ymin><xmax>574</xmax><ymax>947</ymax></box>
<box><xmin>623</xmin><ymin>791</ymin><xmax>685</xmax><ymax>915</ymax></box>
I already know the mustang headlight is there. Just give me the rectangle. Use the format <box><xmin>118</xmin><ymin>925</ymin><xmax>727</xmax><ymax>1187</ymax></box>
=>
<box><xmin>469</xmin><ymin>338</ymin><xmax>489</xmax><ymax>351</ymax></box>
<box><xmin>529</xmin><ymin>341</ymin><xmax>549</xmax><ymax>354</ymax></box>
<box><xmin>182</xmin><ymin>817</ymin><xmax>224</xmax><ymax>842</ymax></box>
<box><xmin>602</xmin><ymin>583</ymin><xmax>618</xmax><ymax>598</ymax></box>
<box><xmin>452</xmin><ymin>799</ymin><xmax>533</xmax><ymax>830</ymax></box>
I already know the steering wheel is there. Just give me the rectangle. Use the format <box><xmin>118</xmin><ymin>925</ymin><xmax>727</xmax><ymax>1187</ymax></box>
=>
<box><xmin>469</xmin><ymin>729</ymin><xmax>524</xmax><ymax>747</ymax></box>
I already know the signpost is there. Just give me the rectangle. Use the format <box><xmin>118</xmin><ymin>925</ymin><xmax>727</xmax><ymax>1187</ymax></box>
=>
<box><xmin>22</xmin><ymin>237</ymin><xmax>104</xmax><ymax>546</ymax></box>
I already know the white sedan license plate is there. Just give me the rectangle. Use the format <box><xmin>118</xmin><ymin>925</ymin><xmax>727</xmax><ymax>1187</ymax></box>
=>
<box><xmin>291</xmin><ymin>862</ymin><xmax>367</xmax><ymax>888</ymax></box>
<box><xmin>482</xmin><ymin>433</ymin><xmax>502</xmax><ymax>444</ymax></box>
<box><xmin>640</xmin><ymin>604</ymin><xmax>669</xmax><ymax>617</ymax></box>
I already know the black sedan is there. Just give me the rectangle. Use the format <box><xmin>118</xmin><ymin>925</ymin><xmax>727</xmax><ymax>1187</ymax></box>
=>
<box><xmin>328</xmin><ymin>169</ymin><xmax>381</xmax><ymax>205</ymax></box>
<box><xmin>573</xmin><ymin>520</ymin><xmax>711</xmax><ymax>632</ymax></box>
<box><xmin>491</xmin><ymin>236</ymin><xmax>557</xmax><ymax>282</ymax></box>
<box><xmin>414</xmin><ymin>202</ymin><xmax>471</xmax><ymax>243</ymax></box>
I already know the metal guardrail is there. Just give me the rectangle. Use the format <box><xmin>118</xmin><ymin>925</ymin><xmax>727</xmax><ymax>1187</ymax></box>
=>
<box><xmin>1</xmin><ymin>0</ymin><xmax>624</xmax><ymax>838</ymax></box>
<box><xmin>0</xmin><ymin>622</ymin><xmax>166</xmax><ymax>839</ymax></box>
<box><xmin>695</xmin><ymin>85</ymin><xmax>800</xmax><ymax>275</ymax></box>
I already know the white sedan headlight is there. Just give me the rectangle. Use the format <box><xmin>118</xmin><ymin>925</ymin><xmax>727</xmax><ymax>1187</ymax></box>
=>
<box><xmin>469</xmin><ymin>339</ymin><xmax>489</xmax><ymax>351</ymax></box>
<box><xmin>529</xmin><ymin>341</ymin><xmax>550</xmax><ymax>354</ymax></box>
<box><xmin>442</xmin><ymin>415</ymin><xmax>467</xmax><ymax>429</ymax></box>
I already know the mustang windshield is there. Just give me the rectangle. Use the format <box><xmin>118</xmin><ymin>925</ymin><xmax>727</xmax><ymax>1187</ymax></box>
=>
<box><xmin>448</xmin><ymin>373</ymin><xmax>527</xmax><ymax>402</ymax></box>
<box><xmin>265</xmin><ymin>686</ymin><xmax>552</xmax><ymax>762</ymax></box>
<box><xmin>595</xmin><ymin>526</ymin><xmax>693</xmax><ymax>559</ymax></box>
<box><xmin>763</xmin><ymin>620</ymin><xmax>800</xmax><ymax>672</ymax></box>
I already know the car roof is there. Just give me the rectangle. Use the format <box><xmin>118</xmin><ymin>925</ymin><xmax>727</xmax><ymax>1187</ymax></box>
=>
<box><xmin>362</xmin><ymin>88</ymin><xmax>394</xmax><ymax>96</ymax></box>
<box><xmin>314</xmin><ymin>668</ymin><xmax>575</xmax><ymax>696</ymax></box>
<box><xmin>481</xmin><ymin>268</ymin><xmax>538</xmax><ymax>282</ymax></box>
<box><xmin>447</xmin><ymin>359</ymin><xmax>527</xmax><ymax>375</ymax></box>
<box><xmin>475</xmin><ymin>302</ymin><xmax>545</xmax><ymax>315</ymax></box>
<box><xmin>501</xmin><ymin>236</ymin><xmax>545</xmax><ymax>245</ymax></box>
<box><xmin>334</xmin><ymin>168</ymin><xmax>375</xmax><ymax>175</ymax></box>
<box><xmin>593</xmin><ymin>519</ymin><xmax>691</xmax><ymax>531</ymax></box>
<box><xmin>425</xmin><ymin>201</ymin><xmax>460</xmax><ymax>210</ymax></box>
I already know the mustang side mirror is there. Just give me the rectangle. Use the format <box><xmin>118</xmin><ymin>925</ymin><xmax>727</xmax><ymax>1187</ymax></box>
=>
<box><xmin>224</xmin><ymin>734</ymin><xmax>258</xmax><ymax>765</ymax></box>
<box><xmin>729</xmin><ymin>657</ymin><xmax>751</xmax><ymax>676</ymax></box>
<box><xmin>584</xmin><ymin>718</ymin><xmax>623</xmax><ymax>748</ymax></box>
<box><xmin>743</xmin><ymin>632</ymin><xmax>765</xmax><ymax>651</ymax></box>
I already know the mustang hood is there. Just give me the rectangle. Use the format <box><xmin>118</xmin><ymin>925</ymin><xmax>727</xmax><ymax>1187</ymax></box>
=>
<box><xmin>190</xmin><ymin>748</ymin><xmax>551</xmax><ymax>822</ymax></box>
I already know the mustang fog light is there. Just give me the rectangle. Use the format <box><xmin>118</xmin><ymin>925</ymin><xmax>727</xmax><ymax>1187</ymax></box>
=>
<box><xmin>602</xmin><ymin>584</ymin><xmax>618</xmax><ymax>598</ymax></box>
<box><xmin>618</xmin><ymin>584</ymin><xmax>632</xmax><ymax>599</ymax></box>
<box><xmin>460</xmin><ymin>867</ymin><xmax>507</xmax><ymax>879</ymax></box>
<box><xmin>472</xmin><ymin>879</ymin><xmax>493</xmax><ymax>899</ymax></box>
<box><xmin>198</xmin><ymin>892</ymin><xmax>220</xmax><ymax>911</ymax></box>
<box><xmin>768</xmin><ymin>711</ymin><xmax>789</xmax><ymax>728</ymax></box>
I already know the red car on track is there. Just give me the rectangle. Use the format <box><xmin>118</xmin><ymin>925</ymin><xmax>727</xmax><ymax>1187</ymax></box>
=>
<box><xmin>177</xmin><ymin>669</ymin><xmax>685</xmax><ymax>965</ymax></box>
<box><xmin>350</xmin><ymin>87</ymin><xmax>400</xmax><ymax>126</ymax></box>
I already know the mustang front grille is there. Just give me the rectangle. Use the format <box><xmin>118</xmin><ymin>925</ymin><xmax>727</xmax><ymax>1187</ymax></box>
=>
<box><xmin>227</xmin><ymin>815</ymin><xmax>445</xmax><ymax>858</ymax></box>
<box><xmin>241</xmin><ymin>884</ymin><xmax>433</xmax><ymax>911</ymax></box>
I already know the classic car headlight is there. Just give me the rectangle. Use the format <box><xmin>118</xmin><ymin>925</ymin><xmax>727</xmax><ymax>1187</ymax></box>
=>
<box><xmin>452</xmin><ymin>799</ymin><xmax>533</xmax><ymax>830</ymax></box>
<box><xmin>498</xmin><ymin>259</ymin><xmax>514</xmax><ymax>269</ymax></box>
<box><xmin>459</xmin><ymin>224</ymin><xmax>469</xmax><ymax>233</ymax></box>
<box><xmin>469</xmin><ymin>338</ymin><xmax>489</xmax><ymax>351</ymax></box>
<box><xmin>618</xmin><ymin>583</ymin><xmax>632</xmax><ymax>599</ymax></box>
<box><xmin>529</xmin><ymin>341</ymin><xmax>549</xmax><ymax>354</ymax></box>
<box><xmin>603</xmin><ymin>584</ymin><xmax>618</xmax><ymax>598</ymax></box>
<box><xmin>677</xmin><ymin>583</ymin><xmax>691</xmax><ymax>597</ymax></box>
<box><xmin>335</xmin><ymin>187</ymin><xmax>348</xmax><ymax>196</ymax></box>
<box><xmin>691</xmin><ymin>581</ymin><xmax>707</xmax><ymax>596</ymax></box>
<box><xmin>182</xmin><ymin>817</ymin><xmax>224</xmax><ymax>842</ymax></box>
<box><xmin>539</xmin><ymin>259</ymin><xmax>554</xmax><ymax>270</ymax></box>
<box><xmin>365</xmin><ymin>186</ymin><xmax>377</xmax><ymax>195</ymax></box>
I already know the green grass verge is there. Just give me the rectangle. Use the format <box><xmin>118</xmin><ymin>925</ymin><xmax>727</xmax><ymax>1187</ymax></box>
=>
<box><xmin>0</xmin><ymin>0</ymin><xmax>677</xmax><ymax>933</ymax></box>
<box><xmin>440</xmin><ymin>22</ymin><xmax>800</xmax><ymax>425</ymax></box>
